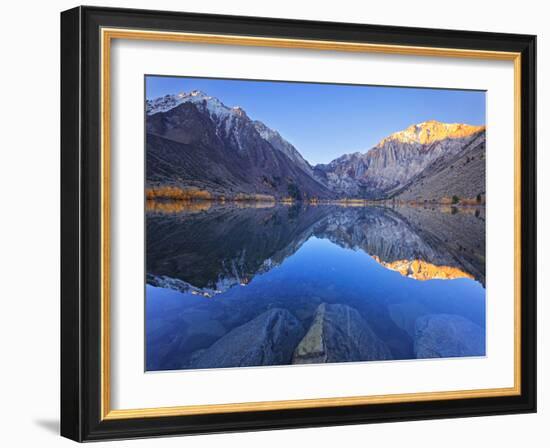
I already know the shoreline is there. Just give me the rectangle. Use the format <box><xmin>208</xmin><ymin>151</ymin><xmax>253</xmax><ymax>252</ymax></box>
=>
<box><xmin>145</xmin><ymin>186</ymin><xmax>485</xmax><ymax>208</ymax></box>
<box><xmin>146</xmin><ymin>197</ymin><xmax>486</xmax><ymax>208</ymax></box>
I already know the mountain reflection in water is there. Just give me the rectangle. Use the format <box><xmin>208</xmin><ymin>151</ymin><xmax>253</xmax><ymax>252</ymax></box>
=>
<box><xmin>146</xmin><ymin>202</ymin><xmax>486</xmax><ymax>371</ymax></box>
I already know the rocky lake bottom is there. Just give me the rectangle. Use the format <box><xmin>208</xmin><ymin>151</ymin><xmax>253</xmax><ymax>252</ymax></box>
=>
<box><xmin>145</xmin><ymin>203</ymin><xmax>486</xmax><ymax>371</ymax></box>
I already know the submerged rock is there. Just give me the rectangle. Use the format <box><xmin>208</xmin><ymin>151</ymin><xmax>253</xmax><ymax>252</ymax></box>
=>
<box><xmin>414</xmin><ymin>314</ymin><xmax>485</xmax><ymax>358</ymax></box>
<box><xmin>388</xmin><ymin>301</ymin><xmax>430</xmax><ymax>338</ymax></box>
<box><xmin>192</xmin><ymin>308</ymin><xmax>304</xmax><ymax>369</ymax></box>
<box><xmin>292</xmin><ymin>303</ymin><xmax>392</xmax><ymax>364</ymax></box>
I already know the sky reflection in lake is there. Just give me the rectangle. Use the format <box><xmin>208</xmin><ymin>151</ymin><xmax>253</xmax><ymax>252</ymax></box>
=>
<box><xmin>146</xmin><ymin>204</ymin><xmax>486</xmax><ymax>371</ymax></box>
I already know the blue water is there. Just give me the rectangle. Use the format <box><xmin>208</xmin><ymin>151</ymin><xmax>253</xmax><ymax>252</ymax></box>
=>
<box><xmin>145</xmin><ymin>204</ymin><xmax>486</xmax><ymax>371</ymax></box>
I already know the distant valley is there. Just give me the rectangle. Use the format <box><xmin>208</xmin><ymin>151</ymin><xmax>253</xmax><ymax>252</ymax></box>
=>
<box><xmin>146</xmin><ymin>91</ymin><xmax>486</xmax><ymax>205</ymax></box>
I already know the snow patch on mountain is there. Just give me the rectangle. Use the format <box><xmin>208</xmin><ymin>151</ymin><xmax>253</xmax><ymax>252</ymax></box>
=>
<box><xmin>147</xmin><ymin>91</ymin><xmax>312</xmax><ymax>169</ymax></box>
<box><xmin>147</xmin><ymin>90</ymin><xmax>230</xmax><ymax>117</ymax></box>
<box><xmin>252</xmin><ymin>120</ymin><xmax>312</xmax><ymax>174</ymax></box>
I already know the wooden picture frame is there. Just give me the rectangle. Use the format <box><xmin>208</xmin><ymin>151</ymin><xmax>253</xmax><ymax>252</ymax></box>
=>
<box><xmin>61</xmin><ymin>5</ymin><xmax>536</xmax><ymax>441</ymax></box>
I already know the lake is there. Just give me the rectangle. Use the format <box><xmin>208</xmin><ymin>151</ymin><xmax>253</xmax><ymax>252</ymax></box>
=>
<box><xmin>145</xmin><ymin>202</ymin><xmax>486</xmax><ymax>371</ymax></box>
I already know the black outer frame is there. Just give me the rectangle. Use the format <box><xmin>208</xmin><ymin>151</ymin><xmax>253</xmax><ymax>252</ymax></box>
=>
<box><xmin>60</xmin><ymin>5</ymin><xmax>537</xmax><ymax>442</ymax></box>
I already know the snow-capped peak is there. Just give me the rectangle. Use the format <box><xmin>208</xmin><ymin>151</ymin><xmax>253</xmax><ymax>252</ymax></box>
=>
<box><xmin>146</xmin><ymin>90</ymin><xmax>232</xmax><ymax>119</ymax></box>
<box><xmin>376</xmin><ymin>120</ymin><xmax>485</xmax><ymax>146</ymax></box>
<box><xmin>147</xmin><ymin>91</ymin><xmax>255</xmax><ymax>151</ymax></box>
<box><xmin>188</xmin><ymin>89</ymin><xmax>207</xmax><ymax>97</ymax></box>
<box><xmin>146</xmin><ymin>91</ymin><xmax>308</xmax><ymax>165</ymax></box>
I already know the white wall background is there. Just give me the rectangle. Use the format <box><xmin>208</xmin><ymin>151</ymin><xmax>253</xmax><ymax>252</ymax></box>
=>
<box><xmin>0</xmin><ymin>0</ymin><xmax>546</xmax><ymax>446</ymax></box>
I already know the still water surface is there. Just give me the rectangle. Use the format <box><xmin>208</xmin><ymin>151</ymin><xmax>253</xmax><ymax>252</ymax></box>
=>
<box><xmin>146</xmin><ymin>203</ymin><xmax>486</xmax><ymax>371</ymax></box>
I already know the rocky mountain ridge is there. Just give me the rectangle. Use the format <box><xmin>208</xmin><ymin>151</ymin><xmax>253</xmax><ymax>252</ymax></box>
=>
<box><xmin>314</xmin><ymin>121</ymin><xmax>485</xmax><ymax>200</ymax></box>
<box><xmin>377</xmin><ymin>120</ymin><xmax>485</xmax><ymax>146</ymax></box>
<box><xmin>147</xmin><ymin>90</ymin><xmax>311</xmax><ymax>172</ymax></box>
<box><xmin>146</xmin><ymin>93</ymin><xmax>334</xmax><ymax>200</ymax></box>
<box><xmin>146</xmin><ymin>91</ymin><xmax>486</xmax><ymax>202</ymax></box>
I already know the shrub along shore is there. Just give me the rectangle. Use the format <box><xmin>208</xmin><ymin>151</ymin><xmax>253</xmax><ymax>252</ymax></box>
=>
<box><xmin>145</xmin><ymin>185</ymin><xmax>485</xmax><ymax>207</ymax></box>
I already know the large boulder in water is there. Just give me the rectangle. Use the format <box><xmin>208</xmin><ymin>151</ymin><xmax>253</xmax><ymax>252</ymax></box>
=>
<box><xmin>192</xmin><ymin>308</ymin><xmax>304</xmax><ymax>369</ymax></box>
<box><xmin>292</xmin><ymin>303</ymin><xmax>392</xmax><ymax>364</ymax></box>
<box><xmin>388</xmin><ymin>301</ymin><xmax>430</xmax><ymax>338</ymax></box>
<box><xmin>414</xmin><ymin>314</ymin><xmax>485</xmax><ymax>358</ymax></box>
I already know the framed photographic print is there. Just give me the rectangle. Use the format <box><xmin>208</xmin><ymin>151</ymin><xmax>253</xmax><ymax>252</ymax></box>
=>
<box><xmin>60</xmin><ymin>6</ymin><xmax>536</xmax><ymax>442</ymax></box>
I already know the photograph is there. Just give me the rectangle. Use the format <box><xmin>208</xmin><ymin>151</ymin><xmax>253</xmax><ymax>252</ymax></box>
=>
<box><xmin>144</xmin><ymin>76</ymin><xmax>487</xmax><ymax>372</ymax></box>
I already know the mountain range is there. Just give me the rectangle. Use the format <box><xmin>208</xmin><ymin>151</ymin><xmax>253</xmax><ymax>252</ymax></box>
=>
<box><xmin>146</xmin><ymin>90</ymin><xmax>486</xmax><ymax>203</ymax></box>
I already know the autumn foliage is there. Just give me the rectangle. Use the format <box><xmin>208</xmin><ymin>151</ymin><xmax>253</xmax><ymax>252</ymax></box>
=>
<box><xmin>146</xmin><ymin>186</ymin><xmax>212</xmax><ymax>200</ymax></box>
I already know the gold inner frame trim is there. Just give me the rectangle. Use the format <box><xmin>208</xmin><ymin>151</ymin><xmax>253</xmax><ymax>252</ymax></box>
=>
<box><xmin>100</xmin><ymin>27</ymin><xmax>522</xmax><ymax>421</ymax></box>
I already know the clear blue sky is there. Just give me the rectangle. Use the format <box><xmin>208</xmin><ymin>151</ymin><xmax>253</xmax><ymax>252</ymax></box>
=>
<box><xmin>146</xmin><ymin>75</ymin><xmax>486</xmax><ymax>165</ymax></box>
